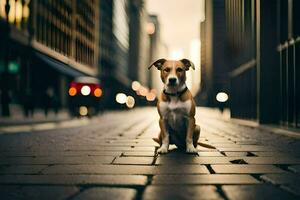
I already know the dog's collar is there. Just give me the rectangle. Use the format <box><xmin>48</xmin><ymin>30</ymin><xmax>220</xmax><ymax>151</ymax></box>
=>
<box><xmin>163</xmin><ymin>86</ymin><xmax>188</xmax><ymax>97</ymax></box>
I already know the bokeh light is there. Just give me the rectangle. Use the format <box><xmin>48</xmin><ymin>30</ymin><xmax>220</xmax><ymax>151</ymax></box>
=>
<box><xmin>126</xmin><ymin>96</ymin><xmax>135</xmax><ymax>108</ymax></box>
<box><xmin>79</xmin><ymin>106</ymin><xmax>88</xmax><ymax>116</ymax></box>
<box><xmin>216</xmin><ymin>92</ymin><xmax>229</xmax><ymax>103</ymax></box>
<box><xmin>146</xmin><ymin>22</ymin><xmax>155</xmax><ymax>34</ymax></box>
<box><xmin>116</xmin><ymin>93</ymin><xmax>127</xmax><ymax>104</ymax></box>
<box><xmin>146</xmin><ymin>92</ymin><xmax>156</xmax><ymax>101</ymax></box>
<box><xmin>138</xmin><ymin>86</ymin><xmax>148</xmax><ymax>97</ymax></box>
<box><xmin>131</xmin><ymin>81</ymin><xmax>141</xmax><ymax>91</ymax></box>
<box><xmin>68</xmin><ymin>87</ymin><xmax>77</xmax><ymax>96</ymax></box>
<box><xmin>81</xmin><ymin>85</ymin><xmax>91</xmax><ymax>96</ymax></box>
<box><xmin>94</xmin><ymin>88</ymin><xmax>102</xmax><ymax>97</ymax></box>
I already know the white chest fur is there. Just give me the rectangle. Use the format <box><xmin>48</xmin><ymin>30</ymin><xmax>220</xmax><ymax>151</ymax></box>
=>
<box><xmin>159</xmin><ymin>98</ymin><xmax>192</xmax><ymax>130</ymax></box>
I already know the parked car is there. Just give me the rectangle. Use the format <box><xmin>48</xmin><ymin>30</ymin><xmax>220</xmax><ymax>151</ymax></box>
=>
<box><xmin>68</xmin><ymin>76</ymin><xmax>102</xmax><ymax>116</ymax></box>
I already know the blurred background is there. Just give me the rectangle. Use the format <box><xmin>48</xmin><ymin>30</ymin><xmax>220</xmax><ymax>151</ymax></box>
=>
<box><xmin>0</xmin><ymin>0</ymin><xmax>299</xmax><ymax>129</ymax></box>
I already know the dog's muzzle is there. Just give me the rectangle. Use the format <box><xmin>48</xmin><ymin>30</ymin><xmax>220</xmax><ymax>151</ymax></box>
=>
<box><xmin>168</xmin><ymin>77</ymin><xmax>178</xmax><ymax>86</ymax></box>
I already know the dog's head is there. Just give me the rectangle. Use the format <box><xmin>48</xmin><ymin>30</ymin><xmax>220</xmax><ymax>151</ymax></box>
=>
<box><xmin>148</xmin><ymin>58</ymin><xmax>195</xmax><ymax>89</ymax></box>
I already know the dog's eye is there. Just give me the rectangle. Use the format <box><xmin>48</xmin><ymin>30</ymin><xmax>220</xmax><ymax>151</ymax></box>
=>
<box><xmin>177</xmin><ymin>68</ymin><xmax>183</xmax><ymax>72</ymax></box>
<box><xmin>164</xmin><ymin>68</ymin><xmax>170</xmax><ymax>73</ymax></box>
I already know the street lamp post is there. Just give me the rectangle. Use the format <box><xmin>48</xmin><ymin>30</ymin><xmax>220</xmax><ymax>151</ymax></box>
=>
<box><xmin>0</xmin><ymin>0</ymin><xmax>11</xmax><ymax>116</ymax></box>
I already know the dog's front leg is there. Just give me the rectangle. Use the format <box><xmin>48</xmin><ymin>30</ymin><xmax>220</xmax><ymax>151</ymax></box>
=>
<box><xmin>186</xmin><ymin>117</ymin><xmax>197</xmax><ymax>153</ymax></box>
<box><xmin>157</xmin><ymin>118</ymin><xmax>169</xmax><ymax>154</ymax></box>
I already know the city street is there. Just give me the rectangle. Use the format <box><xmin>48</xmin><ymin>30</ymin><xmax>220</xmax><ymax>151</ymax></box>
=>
<box><xmin>0</xmin><ymin>107</ymin><xmax>300</xmax><ymax>200</ymax></box>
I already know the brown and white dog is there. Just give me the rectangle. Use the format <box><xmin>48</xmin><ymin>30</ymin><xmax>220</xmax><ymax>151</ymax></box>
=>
<box><xmin>148</xmin><ymin>58</ymin><xmax>200</xmax><ymax>154</ymax></box>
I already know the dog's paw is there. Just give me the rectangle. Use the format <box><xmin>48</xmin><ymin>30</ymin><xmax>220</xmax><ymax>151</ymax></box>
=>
<box><xmin>186</xmin><ymin>143</ymin><xmax>197</xmax><ymax>153</ymax></box>
<box><xmin>157</xmin><ymin>146</ymin><xmax>168</xmax><ymax>154</ymax></box>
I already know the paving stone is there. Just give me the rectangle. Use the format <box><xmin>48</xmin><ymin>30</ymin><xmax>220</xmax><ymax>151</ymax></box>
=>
<box><xmin>156</xmin><ymin>156</ymin><xmax>233</xmax><ymax>165</ymax></box>
<box><xmin>217</xmin><ymin>146</ymin><xmax>274</xmax><ymax>152</ymax></box>
<box><xmin>65</xmin><ymin>146</ymin><xmax>155</xmax><ymax>152</ymax></box>
<box><xmin>222</xmin><ymin>185</ymin><xmax>297</xmax><ymax>200</ymax></box>
<box><xmin>0</xmin><ymin>185</ymin><xmax>79</xmax><ymax>200</ymax></box>
<box><xmin>235</xmin><ymin>140</ymin><xmax>259</xmax><ymax>145</ymax></box>
<box><xmin>56</xmin><ymin>151</ymin><xmax>122</xmax><ymax>156</ymax></box>
<box><xmin>251</xmin><ymin>152</ymin><xmax>291</xmax><ymax>157</ymax></box>
<box><xmin>73</xmin><ymin>187</ymin><xmax>137</xmax><ymax>200</ymax></box>
<box><xmin>206</xmin><ymin>139</ymin><xmax>232</xmax><ymax>143</ymax></box>
<box><xmin>142</xmin><ymin>185</ymin><xmax>222</xmax><ymax>200</ymax></box>
<box><xmin>244</xmin><ymin>157</ymin><xmax>300</xmax><ymax>165</ymax></box>
<box><xmin>126</xmin><ymin>147</ymin><xmax>156</xmax><ymax>151</ymax></box>
<box><xmin>198</xmin><ymin>152</ymin><xmax>224</xmax><ymax>157</ymax></box>
<box><xmin>152</xmin><ymin>174</ymin><xmax>260</xmax><ymax>184</ymax></box>
<box><xmin>78</xmin><ymin>143</ymin><xmax>139</xmax><ymax>146</ymax></box>
<box><xmin>211</xmin><ymin>164</ymin><xmax>287</xmax><ymax>174</ymax></box>
<box><xmin>136</xmin><ymin>141</ymin><xmax>158</xmax><ymax>145</ymax></box>
<box><xmin>281</xmin><ymin>184</ymin><xmax>300</xmax><ymax>196</ymax></box>
<box><xmin>197</xmin><ymin>146</ymin><xmax>219</xmax><ymax>152</ymax></box>
<box><xmin>0</xmin><ymin>175</ymin><xmax>147</xmax><ymax>186</ymax></box>
<box><xmin>122</xmin><ymin>152</ymin><xmax>155</xmax><ymax>157</ymax></box>
<box><xmin>44</xmin><ymin>164</ymin><xmax>209</xmax><ymax>175</ymax></box>
<box><xmin>213</xmin><ymin>144</ymin><xmax>241</xmax><ymax>148</ymax></box>
<box><xmin>0</xmin><ymin>165</ymin><xmax>47</xmax><ymax>174</ymax></box>
<box><xmin>223</xmin><ymin>152</ymin><xmax>249</xmax><ymax>157</ymax></box>
<box><xmin>159</xmin><ymin>150</ymin><xmax>200</xmax><ymax>158</ymax></box>
<box><xmin>261</xmin><ymin>174</ymin><xmax>300</xmax><ymax>185</ymax></box>
<box><xmin>208</xmin><ymin>140</ymin><xmax>235</xmax><ymax>144</ymax></box>
<box><xmin>0</xmin><ymin>156</ymin><xmax>115</xmax><ymax>165</ymax></box>
<box><xmin>288</xmin><ymin>165</ymin><xmax>300</xmax><ymax>173</ymax></box>
<box><xmin>113</xmin><ymin>157</ymin><xmax>154</xmax><ymax>165</ymax></box>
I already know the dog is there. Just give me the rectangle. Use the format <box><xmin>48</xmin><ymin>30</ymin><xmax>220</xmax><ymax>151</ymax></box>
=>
<box><xmin>148</xmin><ymin>58</ymin><xmax>201</xmax><ymax>154</ymax></box>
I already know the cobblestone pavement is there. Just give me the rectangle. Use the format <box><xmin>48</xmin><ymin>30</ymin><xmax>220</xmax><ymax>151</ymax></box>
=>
<box><xmin>0</xmin><ymin>107</ymin><xmax>300</xmax><ymax>200</ymax></box>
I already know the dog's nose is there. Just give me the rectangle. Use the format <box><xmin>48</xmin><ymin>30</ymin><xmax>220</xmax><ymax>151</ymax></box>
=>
<box><xmin>168</xmin><ymin>78</ymin><xmax>177</xmax><ymax>85</ymax></box>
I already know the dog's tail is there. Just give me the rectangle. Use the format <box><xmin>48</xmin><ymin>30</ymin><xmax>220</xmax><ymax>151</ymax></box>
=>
<box><xmin>197</xmin><ymin>142</ymin><xmax>216</xmax><ymax>149</ymax></box>
<box><xmin>152</xmin><ymin>138</ymin><xmax>161</xmax><ymax>145</ymax></box>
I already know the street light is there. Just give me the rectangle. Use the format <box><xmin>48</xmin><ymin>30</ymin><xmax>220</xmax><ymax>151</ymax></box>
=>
<box><xmin>115</xmin><ymin>93</ymin><xmax>127</xmax><ymax>104</ymax></box>
<box><xmin>216</xmin><ymin>92</ymin><xmax>229</xmax><ymax>113</ymax></box>
<box><xmin>216</xmin><ymin>92</ymin><xmax>229</xmax><ymax>103</ymax></box>
<box><xmin>146</xmin><ymin>22</ymin><xmax>155</xmax><ymax>35</ymax></box>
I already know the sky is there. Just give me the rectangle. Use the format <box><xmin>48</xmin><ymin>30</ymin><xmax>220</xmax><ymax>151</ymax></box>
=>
<box><xmin>146</xmin><ymin>0</ymin><xmax>205</xmax><ymax>59</ymax></box>
<box><xmin>146</xmin><ymin>0</ymin><xmax>205</xmax><ymax>94</ymax></box>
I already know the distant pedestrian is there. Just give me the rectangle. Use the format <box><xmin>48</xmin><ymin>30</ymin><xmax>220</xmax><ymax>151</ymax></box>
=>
<box><xmin>52</xmin><ymin>93</ymin><xmax>60</xmax><ymax>115</ymax></box>
<box><xmin>22</xmin><ymin>89</ymin><xmax>35</xmax><ymax>117</ymax></box>
<box><xmin>43</xmin><ymin>87</ymin><xmax>53</xmax><ymax>117</ymax></box>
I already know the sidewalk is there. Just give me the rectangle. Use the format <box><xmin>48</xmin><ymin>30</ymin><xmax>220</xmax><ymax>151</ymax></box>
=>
<box><xmin>0</xmin><ymin>107</ymin><xmax>299</xmax><ymax>199</ymax></box>
<box><xmin>0</xmin><ymin>104</ymin><xmax>71</xmax><ymax>126</ymax></box>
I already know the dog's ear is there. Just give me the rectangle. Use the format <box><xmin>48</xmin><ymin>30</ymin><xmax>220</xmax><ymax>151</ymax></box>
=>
<box><xmin>180</xmin><ymin>59</ymin><xmax>195</xmax><ymax>70</ymax></box>
<box><xmin>148</xmin><ymin>58</ymin><xmax>166</xmax><ymax>70</ymax></box>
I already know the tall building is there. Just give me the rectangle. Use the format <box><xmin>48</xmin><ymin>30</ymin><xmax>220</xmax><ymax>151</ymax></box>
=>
<box><xmin>198</xmin><ymin>21</ymin><xmax>208</xmax><ymax>105</ymax></box>
<box><xmin>147</xmin><ymin>15</ymin><xmax>160</xmax><ymax>92</ymax></box>
<box><xmin>147</xmin><ymin>14</ymin><xmax>168</xmax><ymax>95</ymax></box>
<box><xmin>99</xmin><ymin>0</ymin><xmax>151</xmax><ymax>108</ymax></box>
<box><xmin>99</xmin><ymin>0</ymin><xmax>132</xmax><ymax>108</ymax></box>
<box><xmin>200</xmin><ymin>0</ymin><xmax>229</xmax><ymax>107</ymax></box>
<box><xmin>225</xmin><ymin>0</ymin><xmax>300</xmax><ymax>128</ymax></box>
<box><xmin>225</xmin><ymin>0</ymin><xmax>257</xmax><ymax>119</ymax></box>
<box><xmin>128</xmin><ymin>0</ymin><xmax>150</xmax><ymax>86</ymax></box>
<box><xmin>0</xmin><ymin>0</ymin><xmax>99</xmax><ymax>115</ymax></box>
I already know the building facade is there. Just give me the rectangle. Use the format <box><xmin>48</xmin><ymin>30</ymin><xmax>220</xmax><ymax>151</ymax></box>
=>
<box><xmin>225</xmin><ymin>0</ymin><xmax>257</xmax><ymax>119</ymax></box>
<box><xmin>128</xmin><ymin>0</ymin><xmax>150</xmax><ymax>86</ymax></box>
<box><xmin>147</xmin><ymin>14</ymin><xmax>168</xmax><ymax>96</ymax></box>
<box><xmin>0</xmin><ymin>0</ymin><xmax>99</xmax><ymax>116</ymax></box>
<box><xmin>99</xmin><ymin>0</ymin><xmax>132</xmax><ymax>109</ymax></box>
<box><xmin>99</xmin><ymin>0</ymin><xmax>151</xmax><ymax>108</ymax></box>
<box><xmin>200</xmin><ymin>0</ymin><xmax>230</xmax><ymax>107</ymax></box>
<box><xmin>225</xmin><ymin>0</ymin><xmax>300</xmax><ymax>128</ymax></box>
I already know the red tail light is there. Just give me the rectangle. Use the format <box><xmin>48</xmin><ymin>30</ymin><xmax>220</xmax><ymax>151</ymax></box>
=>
<box><xmin>69</xmin><ymin>81</ymin><xmax>102</xmax><ymax>97</ymax></box>
<box><xmin>68</xmin><ymin>87</ymin><xmax>77</xmax><ymax>96</ymax></box>
<box><xmin>94</xmin><ymin>88</ymin><xmax>103</xmax><ymax>97</ymax></box>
